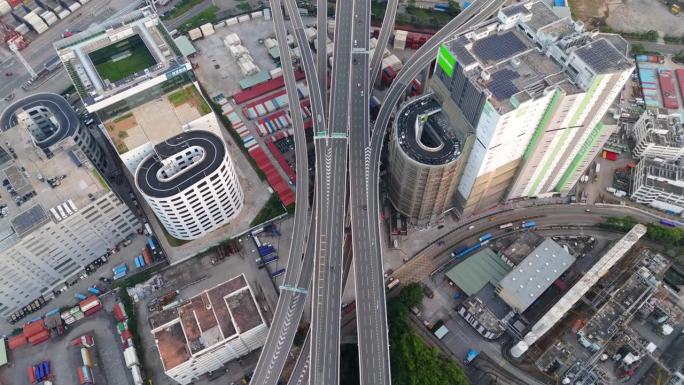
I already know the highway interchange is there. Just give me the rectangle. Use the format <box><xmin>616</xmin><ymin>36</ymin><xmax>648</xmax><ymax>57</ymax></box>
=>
<box><xmin>248</xmin><ymin>1</ymin><xmax>565</xmax><ymax>385</ymax></box>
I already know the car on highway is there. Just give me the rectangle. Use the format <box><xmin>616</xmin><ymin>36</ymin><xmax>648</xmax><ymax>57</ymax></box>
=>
<box><xmin>468</xmin><ymin>225</ymin><xmax>475</xmax><ymax>230</ymax></box>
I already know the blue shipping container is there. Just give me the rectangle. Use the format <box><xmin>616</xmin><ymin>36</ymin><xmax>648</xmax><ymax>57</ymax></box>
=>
<box><xmin>87</xmin><ymin>287</ymin><xmax>101</xmax><ymax>295</ymax></box>
<box><xmin>554</xmin><ymin>0</ymin><xmax>565</xmax><ymax>6</ymax></box>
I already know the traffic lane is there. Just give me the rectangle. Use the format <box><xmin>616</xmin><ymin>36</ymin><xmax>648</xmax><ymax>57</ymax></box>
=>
<box><xmin>369</xmin><ymin>0</ymin><xmax>399</xmax><ymax>82</ymax></box>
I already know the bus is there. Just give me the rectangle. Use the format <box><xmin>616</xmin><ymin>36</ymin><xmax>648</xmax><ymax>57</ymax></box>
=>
<box><xmin>256</xmin><ymin>255</ymin><xmax>279</xmax><ymax>268</ymax></box>
<box><xmin>499</xmin><ymin>223</ymin><xmax>513</xmax><ymax>230</ymax></box>
<box><xmin>478</xmin><ymin>233</ymin><xmax>493</xmax><ymax>242</ymax></box>
<box><xmin>660</xmin><ymin>219</ymin><xmax>677</xmax><ymax>228</ymax></box>
<box><xmin>522</xmin><ymin>221</ymin><xmax>537</xmax><ymax>229</ymax></box>
<box><xmin>271</xmin><ymin>268</ymin><xmax>286</xmax><ymax>278</ymax></box>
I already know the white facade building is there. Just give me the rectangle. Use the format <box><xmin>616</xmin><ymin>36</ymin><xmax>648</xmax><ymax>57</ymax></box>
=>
<box><xmin>631</xmin><ymin>158</ymin><xmax>684</xmax><ymax>214</ymax></box>
<box><xmin>630</xmin><ymin>109</ymin><xmax>684</xmax><ymax>161</ymax></box>
<box><xmin>135</xmin><ymin>130</ymin><xmax>243</xmax><ymax>240</ymax></box>
<box><xmin>150</xmin><ymin>275</ymin><xmax>268</xmax><ymax>384</ymax></box>
<box><xmin>0</xmin><ymin>94</ymin><xmax>138</xmax><ymax>317</ymax></box>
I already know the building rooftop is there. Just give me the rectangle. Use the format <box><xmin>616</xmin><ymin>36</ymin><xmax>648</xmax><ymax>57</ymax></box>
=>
<box><xmin>635</xmin><ymin>158</ymin><xmax>684</xmax><ymax>195</ymax></box>
<box><xmin>500</xmin><ymin>231</ymin><xmax>545</xmax><ymax>266</ymax></box>
<box><xmin>0</xmin><ymin>94</ymin><xmax>109</xmax><ymax>250</ymax></box>
<box><xmin>634</xmin><ymin>109</ymin><xmax>684</xmax><ymax>149</ymax></box>
<box><xmin>395</xmin><ymin>95</ymin><xmax>462</xmax><ymax>166</ymax></box>
<box><xmin>54</xmin><ymin>6</ymin><xmax>188</xmax><ymax>111</ymax></box>
<box><xmin>444</xmin><ymin>1</ymin><xmax>630</xmax><ymax>114</ymax></box>
<box><xmin>135</xmin><ymin>130</ymin><xmax>226</xmax><ymax>198</ymax></box>
<box><xmin>445</xmin><ymin>248</ymin><xmax>512</xmax><ymax>296</ymax></box>
<box><xmin>496</xmin><ymin>239</ymin><xmax>575</xmax><ymax>313</ymax></box>
<box><xmin>150</xmin><ymin>274</ymin><xmax>265</xmax><ymax>371</ymax></box>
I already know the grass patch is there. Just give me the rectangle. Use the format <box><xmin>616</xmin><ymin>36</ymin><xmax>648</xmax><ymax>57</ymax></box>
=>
<box><xmin>250</xmin><ymin>194</ymin><xmax>287</xmax><ymax>227</ymax></box>
<box><xmin>179</xmin><ymin>6</ymin><xmax>219</xmax><ymax>33</ymax></box>
<box><xmin>162</xmin><ymin>0</ymin><xmax>205</xmax><ymax>20</ymax></box>
<box><xmin>168</xmin><ymin>86</ymin><xmax>212</xmax><ymax>115</ymax></box>
<box><xmin>90</xmin><ymin>35</ymin><xmax>157</xmax><ymax>83</ymax></box>
<box><xmin>91</xmin><ymin>169</ymin><xmax>109</xmax><ymax>191</ymax></box>
<box><xmin>161</xmin><ymin>225</ymin><xmax>190</xmax><ymax>247</ymax></box>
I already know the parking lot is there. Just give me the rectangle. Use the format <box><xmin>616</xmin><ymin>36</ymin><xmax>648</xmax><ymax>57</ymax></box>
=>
<box><xmin>0</xmin><ymin>233</ymin><xmax>159</xmax><ymax>336</ymax></box>
<box><xmin>0</xmin><ymin>294</ymin><xmax>133</xmax><ymax>385</ymax></box>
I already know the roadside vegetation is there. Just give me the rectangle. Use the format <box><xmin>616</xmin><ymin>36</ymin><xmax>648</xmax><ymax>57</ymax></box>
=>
<box><xmin>179</xmin><ymin>6</ymin><xmax>219</xmax><ymax>33</ymax></box>
<box><xmin>250</xmin><ymin>194</ymin><xmax>287</xmax><ymax>227</ymax></box>
<box><xmin>161</xmin><ymin>0</ymin><xmax>204</xmax><ymax>20</ymax></box>
<box><xmin>389</xmin><ymin>284</ymin><xmax>470</xmax><ymax>385</ymax></box>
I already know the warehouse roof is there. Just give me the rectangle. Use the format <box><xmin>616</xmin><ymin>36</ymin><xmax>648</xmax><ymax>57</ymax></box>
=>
<box><xmin>496</xmin><ymin>239</ymin><xmax>575</xmax><ymax>312</ymax></box>
<box><xmin>445</xmin><ymin>248</ymin><xmax>512</xmax><ymax>296</ymax></box>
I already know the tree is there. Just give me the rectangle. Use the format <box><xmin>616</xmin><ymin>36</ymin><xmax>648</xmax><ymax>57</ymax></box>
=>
<box><xmin>398</xmin><ymin>282</ymin><xmax>424</xmax><ymax>308</ymax></box>
<box><xmin>674</xmin><ymin>50</ymin><xmax>684</xmax><ymax>64</ymax></box>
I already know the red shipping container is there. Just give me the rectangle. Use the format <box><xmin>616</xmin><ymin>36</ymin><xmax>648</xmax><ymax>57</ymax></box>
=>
<box><xmin>113</xmin><ymin>302</ymin><xmax>126</xmax><ymax>322</ymax></box>
<box><xmin>142</xmin><ymin>248</ymin><xmax>153</xmax><ymax>266</ymax></box>
<box><xmin>121</xmin><ymin>329</ymin><xmax>133</xmax><ymax>341</ymax></box>
<box><xmin>79</xmin><ymin>296</ymin><xmax>100</xmax><ymax>312</ymax></box>
<box><xmin>658</xmin><ymin>70</ymin><xmax>679</xmax><ymax>109</ymax></box>
<box><xmin>676</xmin><ymin>69</ymin><xmax>684</xmax><ymax>101</ymax></box>
<box><xmin>603</xmin><ymin>150</ymin><xmax>618</xmax><ymax>161</ymax></box>
<box><xmin>8</xmin><ymin>334</ymin><xmax>27</xmax><ymax>349</ymax></box>
<box><xmin>23</xmin><ymin>320</ymin><xmax>46</xmax><ymax>339</ymax></box>
<box><xmin>28</xmin><ymin>330</ymin><xmax>50</xmax><ymax>345</ymax></box>
<box><xmin>84</xmin><ymin>304</ymin><xmax>102</xmax><ymax>317</ymax></box>
<box><xmin>28</xmin><ymin>366</ymin><xmax>36</xmax><ymax>384</ymax></box>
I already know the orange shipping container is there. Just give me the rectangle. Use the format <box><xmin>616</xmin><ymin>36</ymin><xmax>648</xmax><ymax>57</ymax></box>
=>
<box><xmin>7</xmin><ymin>334</ymin><xmax>27</xmax><ymax>349</ymax></box>
<box><xmin>23</xmin><ymin>320</ymin><xmax>46</xmax><ymax>339</ymax></box>
<box><xmin>28</xmin><ymin>329</ymin><xmax>50</xmax><ymax>345</ymax></box>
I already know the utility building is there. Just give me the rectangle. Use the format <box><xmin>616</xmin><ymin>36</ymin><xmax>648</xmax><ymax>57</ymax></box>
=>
<box><xmin>496</xmin><ymin>239</ymin><xmax>575</xmax><ymax>313</ymax></box>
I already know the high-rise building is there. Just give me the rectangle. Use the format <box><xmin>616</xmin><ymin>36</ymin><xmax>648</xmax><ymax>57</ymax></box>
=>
<box><xmin>387</xmin><ymin>95</ymin><xmax>471</xmax><ymax>225</ymax></box>
<box><xmin>135</xmin><ymin>130</ymin><xmax>244</xmax><ymax>240</ymax></box>
<box><xmin>631</xmin><ymin>158</ymin><xmax>684</xmax><ymax>213</ymax></box>
<box><xmin>630</xmin><ymin>109</ymin><xmax>684</xmax><ymax>161</ymax></box>
<box><xmin>0</xmin><ymin>94</ymin><xmax>139</xmax><ymax>318</ymax></box>
<box><xmin>149</xmin><ymin>274</ymin><xmax>268</xmax><ymax>384</ymax></box>
<box><xmin>432</xmin><ymin>1</ymin><xmax>632</xmax><ymax>215</ymax></box>
<box><xmin>56</xmin><ymin>7</ymin><xmax>244</xmax><ymax>240</ymax></box>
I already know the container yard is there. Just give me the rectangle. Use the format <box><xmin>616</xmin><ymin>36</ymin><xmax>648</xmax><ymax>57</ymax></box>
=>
<box><xmin>635</xmin><ymin>55</ymin><xmax>684</xmax><ymax>118</ymax></box>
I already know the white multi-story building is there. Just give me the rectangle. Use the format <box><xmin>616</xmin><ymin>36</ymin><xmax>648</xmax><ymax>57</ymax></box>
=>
<box><xmin>150</xmin><ymin>275</ymin><xmax>268</xmax><ymax>384</ymax></box>
<box><xmin>56</xmin><ymin>8</ymin><xmax>244</xmax><ymax>240</ymax></box>
<box><xmin>631</xmin><ymin>158</ymin><xmax>684</xmax><ymax>214</ymax></box>
<box><xmin>0</xmin><ymin>94</ymin><xmax>138</xmax><ymax>318</ymax></box>
<box><xmin>432</xmin><ymin>1</ymin><xmax>632</xmax><ymax>215</ymax></box>
<box><xmin>630</xmin><ymin>109</ymin><xmax>684</xmax><ymax>161</ymax></box>
<box><xmin>135</xmin><ymin>130</ymin><xmax>243</xmax><ymax>240</ymax></box>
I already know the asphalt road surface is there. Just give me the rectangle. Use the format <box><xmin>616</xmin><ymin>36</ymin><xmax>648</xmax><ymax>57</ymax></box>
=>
<box><xmin>309</xmin><ymin>0</ymin><xmax>352</xmax><ymax>383</ymax></box>
<box><xmin>349</xmin><ymin>0</ymin><xmax>392</xmax><ymax>384</ymax></box>
<box><xmin>248</xmin><ymin>1</ymin><xmax>312</xmax><ymax>384</ymax></box>
<box><xmin>0</xmin><ymin>92</ymin><xmax>78</xmax><ymax>133</ymax></box>
<box><xmin>369</xmin><ymin>0</ymin><xmax>399</xmax><ymax>85</ymax></box>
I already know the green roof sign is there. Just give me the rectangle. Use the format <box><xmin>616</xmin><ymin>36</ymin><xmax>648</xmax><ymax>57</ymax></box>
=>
<box><xmin>437</xmin><ymin>44</ymin><xmax>456</xmax><ymax>77</ymax></box>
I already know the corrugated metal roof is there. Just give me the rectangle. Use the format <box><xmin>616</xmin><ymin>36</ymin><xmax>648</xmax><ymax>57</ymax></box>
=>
<box><xmin>0</xmin><ymin>339</ymin><xmax>7</xmax><ymax>366</ymax></box>
<box><xmin>174</xmin><ymin>36</ymin><xmax>196</xmax><ymax>57</ymax></box>
<box><xmin>445</xmin><ymin>248</ymin><xmax>512</xmax><ymax>296</ymax></box>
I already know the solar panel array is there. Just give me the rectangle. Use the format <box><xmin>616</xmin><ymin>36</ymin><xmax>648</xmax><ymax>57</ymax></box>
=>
<box><xmin>472</xmin><ymin>32</ymin><xmax>528</xmax><ymax>63</ymax></box>
<box><xmin>574</xmin><ymin>39</ymin><xmax>627</xmax><ymax>74</ymax></box>
<box><xmin>488</xmin><ymin>69</ymin><xmax>521</xmax><ymax>100</ymax></box>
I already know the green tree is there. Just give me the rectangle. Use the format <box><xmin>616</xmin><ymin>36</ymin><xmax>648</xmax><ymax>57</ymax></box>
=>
<box><xmin>674</xmin><ymin>50</ymin><xmax>684</xmax><ymax>64</ymax></box>
<box><xmin>398</xmin><ymin>282</ymin><xmax>424</xmax><ymax>308</ymax></box>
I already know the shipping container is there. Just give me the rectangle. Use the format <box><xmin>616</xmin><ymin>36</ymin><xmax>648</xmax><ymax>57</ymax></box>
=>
<box><xmin>124</xmin><ymin>346</ymin><xmax>140</xmax><ymax>368</ymax></box>
<box><xmin>81</xmin><ymin>348</ymin><xmax>93</xmax><ymax>367</ymax></box>
<box><xmin>602</xmin><ymin>150</ymin><xmax>618</xmax><ymax>161</ymax></box>
<box><xmin>131</xmin><ymin>364</ymin><xmax>144</xmax><ymax>385</ymax></box>
<box><xmin>658</xmin><ymin>70</ymin><xmax>679</xmax><ymax>109</ymax></box>
<box><xmin>23</xmin><ymin>320</ymin><xmax>46</xmax><ymax>338</ymax></box>
<box><xmin>676</xmin><ymin>69</ymin><xmax>684</xmax><ymax>102</ymax></box>
<box><xmin>84</xmin><ymin>304</ymin><xmax>102</xmax><ymax>317</ymax></box>
<box><xmin>8</xmin><ymin>333</ymin><xmax>28</xmax><ymax>349</ymax></box>
<box><xmin>87</xmin><ymin>286</ymin><xmax>101</xmax><ymax>295</ymax></box>
<box><xmin>271</xmin><ymin>268</ymin><xmax>286</xmax><ymax>278</ymax></box>
<box><xmin>28</xmin><ymin>329</ymin><xmax>50</xmax><ymax>345</ymax></box>
<box><xmin>114</xmin><ymin>302</ymin><xmax>127</xmax><ymax>321</ymax></box>
<box><xmin>79</xmin><ymin>296</ymin><xmax>100</xmax><ymax>312</ymax></box>
<box><xmin>478</xmin><ymin>233</ymin><xmax>493</xmax><ymax>242</ymax></box>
